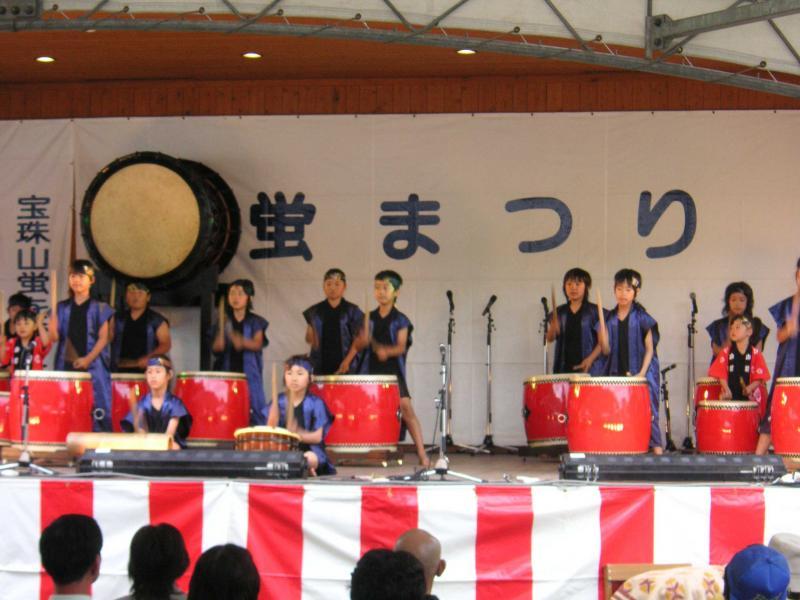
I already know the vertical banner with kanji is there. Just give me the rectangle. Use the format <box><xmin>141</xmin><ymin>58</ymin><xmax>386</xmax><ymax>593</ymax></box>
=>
<box><xmin>0</xmin><ymin>121</ymin><xmax>74</xmax><ymax>345</ymax></box>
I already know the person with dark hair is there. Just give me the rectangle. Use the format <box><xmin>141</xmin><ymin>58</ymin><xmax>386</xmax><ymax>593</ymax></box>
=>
<box><xmin>0</xmin><ymin>307</ymin><xmax>51</xmax><ymax>375</ymax></box>
<box><xmin>115</xmin><ymin>523</ymin><xmax>189</xmax><ymax>600</ymax></box>
<box><xmin>39</xmin><ymin>514</ymin><xmax>103</xmax><ymax>599</ymax></box>
<box><xmin>187</xmin><ymin>544</ymin><xmax>260</xmax><ymax>600</ymax></box>
<box><xmin>112</xmin><ymin>282</ymin><xmax>172</xmax><ymax>373</ymax></box>
<box><xmin>211</xmin><ymin>279</ymin><xmax>269</xmax><ymax>425</ymax></box>
<box><xmin>303</xmin><ymin>268</ymin><xmax>365</xmax><ymax>375</ymax></box>
<box><xmin>708</xmin><ymin>315</ymin><xmax>770</xmax><ymax>403</ymax></box>
<box><xmin>2</xmin><ymin>291</ymin><xmax>32</xmax><ymax>339</ymax></box>
<box><xmin>757</xmin><ymin>258</ymin><xmax>800</xmax><ymax>454</ymax></box>
<box><xmin>706</xmin><ymin>281</ymin><xmax>769</xmax><ymax>361</ymax></box>
<box><xmin>546</xmin><ymin>267</ymin><xmax>604</xmax><ymax>374</ymax></box>
<box><xmin>597</xmin><ymin>268</ymin><xmax>663</xmax><ymax>454</ymax></box>
<box><xmin>359</xmin><ymin>270</ymin><xmax>428</xmax><ymax>466</ymax></box>
<box><xmin>267</xmin><ymin>354</ymin><xmax>335</xmax><ymax>476</ymax></box>
<box><xmin>350</xmin><ymin>548</ymin><xmax>427</xmax><ymax>600</ymax></box>
<box><xmin>48</xmin><ymin>260</ymin><xmax>115</xmax><ymax>431</ymax></box>
<box><xmin>121</xmin><ymin>356</ymin><xmax>192</xmax><ymax>448</ymax></box>
<box><xmin>395</xmin><ymin>529</ymin><xmax>446</xmax><ymax>600</ymax></box>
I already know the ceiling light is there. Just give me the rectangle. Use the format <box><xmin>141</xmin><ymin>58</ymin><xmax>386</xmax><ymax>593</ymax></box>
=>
<box><xmin>242</xmin><ymin>51</ymin><xmax>262</xmax><ymax>59</ymax></box>
<box><xmin>36</xmin><ymin>56</ymin><xmax>55</xmax><ymax>63</ymax></box>
<box><xmin>457</xmin><ymin>48</ymin><xmax>476</xmax><ymax>55</ymax></box>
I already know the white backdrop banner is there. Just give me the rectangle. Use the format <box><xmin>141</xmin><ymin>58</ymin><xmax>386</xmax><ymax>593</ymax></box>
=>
<box><xmin>2</xmin><ymin>111</ymin><xmax>798</xmax><ymax>445</ymax></box>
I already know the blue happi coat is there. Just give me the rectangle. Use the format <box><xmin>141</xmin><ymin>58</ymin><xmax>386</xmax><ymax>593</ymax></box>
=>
<box><xmin>55</xmin><ymin>298</ymin><xmax>115</xmax><ymax>432</ymax></box>
<box><xmin>276</xmin><ymin>391</ymin><xmax>335</xmax><ymax>474</ymax></box>
<box><xmin>211</xmin><ymin>311</ymin><xmax>269</xmax><ymax>425</ymax></box>
<box><xmin>111</xmin><ymin>308</ymin><xmax>168</xmax><ymax>369</ymax></box>
<box><xmin>761</xmin><ymin>297</ymin><xmax>800</xmax><ymax>433</ymax></box>
<box><xmin>303</xmin><ymin>299</ymin><xmax>364</xmax><ymax>374</ymax></box>
<box><xmin>359</xmin><ymin>307</ymin><xmax>413</xmax><ymax>379</ymax></box>
<box><xmin>121</xmin><ymin>390</ymin><xmax>192</xmax><ymax>448</ymax></box>
<box><xmin>550</xmin><ymin>301</ymin><xmax>604</xmax><ymax>375</ymax></box>
<box><xmin>597</xmin><ymin>303</ymin><xmax>662</xmax><ymax>448</ymax></box>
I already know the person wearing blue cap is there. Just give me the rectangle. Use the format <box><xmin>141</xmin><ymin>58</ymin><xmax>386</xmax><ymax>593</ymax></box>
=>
<box><xmin>112</xmin><ymin>282</ymin><xmax>171</xmax><ymax>373</ymax></box>
<box><xmin>121</xmin><ymin>355</ymin><xmax>192</xmax><ymax>449</ymax></box>
<box><xmin>724</xmin><ymin>543</ymin><xmax>790</xmax><ymax>600</ymax></box>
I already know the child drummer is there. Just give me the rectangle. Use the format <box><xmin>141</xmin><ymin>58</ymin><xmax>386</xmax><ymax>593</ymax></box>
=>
<box><xmin>707</xmin><ymin>315</ymin><xmax>770</xmax><ymax>403</ymax></box>
<box><xmin>267</xmin><ymin>355</ymin><xmax>335</xmax><ymax>476</ymax></box>
<box><xmin>112</xmin><ymin>282</ymin><xmax>172</xmax><ymax>372</ymax></box>
<box><xmin>597</xmin><ymin>268</ymin><xmax>663</xmax><ymax>454</ymax></box>
<box><xmin>121</xmin><ymin>355</ymin><xmax>192</xmax><ymax>449</ymax></box>
<box><xmin>48</xmin><ymin>260</ymin><xmax>115</xmax><ymax>432</ymax></box>
<box><xmin>546</xmin><ymin>267</ymin><xmax>603</xmax><ymax>374</ymax></box>
<box><xmin>303</xmin><ymin>268</ymin><xmax>365</xmax><ymax>375</ymax></box>
<box><xmin>0</xmin><ymin>308</ymin><xmax>51</xmax><ymax>375</ymax></box>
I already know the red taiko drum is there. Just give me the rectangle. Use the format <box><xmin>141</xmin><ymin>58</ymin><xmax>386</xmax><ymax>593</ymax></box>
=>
<box><xmin>8</xmin><ymin>370</ymin><xmax>94</xmax><ymax>448</ymax></box>
<box><xmin>770</xmin><ymin>378</ymin><xmax>800</xmax><ymax>456</ymax></box>
<box><xmin>567</xmin><ymin>377</ymin><xmax>651</xmax><ymax>454</ymax></box>
<box><xmin>694</xmin><ymin>377</ymin><xmax>722</xmax><ymax>406</ymax></box>
<box><xmin>523</xmin><ymin>374</ymin><xmax>588</xmax><ymax>449</ymax></box>
<box><xmin>310</xmin><ymin>375</ymin><xmax>401</xmax><ymax>452</ymax></box>
<box><xmin>173</xmin><ymin>371</ymin><xmax>249</xmax><ymax>446</ymax></box>
<box><xmin>111</xmin><ymin>373</ymin><xmax>147</xmax><ymax>433</ymax></box>
<box><xmin>0</xmin><ymin>371</ymin><xmax>9</xmax><ymax>392</ymax></box>
<box><xmin>695</xmin><ymin>400</ymin><xmax>759</xmax><ymax>454</ymax></box>
<box><xmin>0</xmin><ymin>391</ymin><xmax>9</xmax><ymax>445</ymax></box>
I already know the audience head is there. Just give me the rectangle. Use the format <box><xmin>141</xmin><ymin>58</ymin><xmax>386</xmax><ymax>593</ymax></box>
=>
<box><xmin>724</xmin><ymin>544</ymin><xmax>790</xmax><ymax>600</ymax></box>
<box><xmin>39</xmin><ymin>514</ymin><xmax>102</xmax><ymax>593</ymax></box>
<box><xmin>187</xmin><ymin>544</ymin><xmax>260</xmax><ymax>600</ymax></box>
<box><xmin>350</xmin><ymin>548</ymin><xmax>426</xmax><ymax>600</ymax></box>
<box><xmin>127</xmin><ymin>523</ymin><xmax>189</xmax><ymax>599</ymax></box>
<box><xmin>394</xmin><ymin>529</ymin><xmax>446</xmax><ymax>594</ymax></box>
<box><xmin>769</xmin><ymin>533</ymin><xmax>800</xmax><ymax>598</ymax></box>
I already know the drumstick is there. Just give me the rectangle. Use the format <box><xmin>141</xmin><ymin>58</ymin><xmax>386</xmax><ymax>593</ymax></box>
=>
<box><xmin>50</xmin><ymin>270</ymin><xmax>57</xmax><ymax>314</ymax></box>
<box><xmin>549</xmin><ymin>284</ymin><xmax>558</xmax><ymax>332</ymax></box>
<box><xmin>363</xmin><ymin>290</ymin><xmax>371</xmax><ymax>346</ymax></box>
<box><xmin>0</xmin><ymin>291</ymin><xmax>5</xmax><ymax>331</ymax></box>
<box><xmin>217</xmin><ymin>295</ymin><xmax>226</xmax><ymax>335</ymax></box>
<box><xmin>271</xmin><ymin>361</ymin><xmax>278</xmax><ymax>406</ymax></box>
<box><xmin>109</xmin><ymin>278</ymin><xmax>116</xmax><ymax>309</ymax></box>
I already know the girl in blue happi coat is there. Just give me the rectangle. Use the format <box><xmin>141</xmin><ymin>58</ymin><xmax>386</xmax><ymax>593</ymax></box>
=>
<box><xmin>211</xmin><ymin>279</ymin><xmax>269</xmax><ymax>425</ymax></box>
<box><xmin>597</xmin><ymin>268</ymin><xmax>663</xmax><ymax>454</ymax></box>
<box><xmin>267</xmin><ymin>355</ymin><xmax>335</xmax><ymax>477</ymax></box>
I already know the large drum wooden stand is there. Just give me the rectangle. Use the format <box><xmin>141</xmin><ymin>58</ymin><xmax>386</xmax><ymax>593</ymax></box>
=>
<box><xmin>770</xmin><ymin>378</ymin><xmax>800</xmax><ymax>456</ymax></box>
<box><xmin>8</xmin><ymin>371</ymin><xmax>94</xmax><ymax>450</ymax></box>
<box><xmin>111</xmin><ymin>373</ymin><xmax>147</xmax><ymax>433</ymax></box>
<box><xmin>567</xmin><ymin>377</ymin><xmax>651</xmax><ymax>454</ymax></box>
<box><xmin>695</xmin><ymin>400</ymin><xmax>759</xmax><ymax>454</ymax></box>
<box><xmin>310</xmin><ymin>375</ymin><xmax>401</xmax><ymax>453</ymax></box>
<box><xmin>523</xmin><ymin>374</ymin><xmax>588</xmax><ymax>449</ymax></box>
<box><xmin>173</xmin><ymin>372</ymin><xmax>250</xmax><ymax>447</ymax></box>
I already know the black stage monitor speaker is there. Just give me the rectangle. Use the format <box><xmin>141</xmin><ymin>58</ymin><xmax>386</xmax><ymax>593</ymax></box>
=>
<box><xmin>78</xmin><ymin>449</ymin><xmax>306</xmax><ymax>480</ymax></box>
<box><xmin>559</xmin><ymin>453</ymin><xmax>787</xmax><ymax>483</ymax></box>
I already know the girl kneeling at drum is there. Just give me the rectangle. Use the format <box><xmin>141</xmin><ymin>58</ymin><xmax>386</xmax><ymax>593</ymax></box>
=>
<box><xmin>121</xmin><ymin>356</ymin><xmax>192</xmax><ymax>449</ymax></box>
<box><xmin>267</xmin><ymin>355</ymin><xmax>335</xmax><ymax>476</ymax></box>
<box><xmin>708</xmin><ymin>315</ymin><xmax>770</xmax><ymax>403</ymax></box>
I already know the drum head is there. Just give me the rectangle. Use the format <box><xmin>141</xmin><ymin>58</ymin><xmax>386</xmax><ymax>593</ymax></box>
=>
<box><xmin>88</xmin><ymin>162</ymin><xmax>200</xmax><ymax>279</ymax></box>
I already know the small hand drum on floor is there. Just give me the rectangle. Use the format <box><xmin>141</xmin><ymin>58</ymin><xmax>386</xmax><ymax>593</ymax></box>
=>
<box><xmin>234</xmin><ymin>426</ymin><xmax>300</xmax><ymax>451</ymax></box>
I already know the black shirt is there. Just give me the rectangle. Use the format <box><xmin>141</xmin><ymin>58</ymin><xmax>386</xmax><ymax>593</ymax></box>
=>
<box><xmin>292</xmin><ymin>398</ymin><xmax>311</xmax><ymax>452</ymax></box>
<box><xmin>320</xmin><ymin>302</ymin><xmax>344</xmax><ymax>375</ymax></box>
<box><xmin>67</xmin><ymin>300</ymin><xmax>90</xmax><ymax>360</ymax></box>
<box><xmin>617</xmin><ymin>316</ymin><xmax>629</xmax><ymax>376</ymax></box>
<box><xmin>727</xmin><ymin>344</ymin><xmax>752</xmax><ymax>400</ymax></box>
<box><xmin>229</xmin><ymin>318</ymin><xmax>245</xmax><ymax>373</ymax></box>
<box><xmin>368</xmin><ymin>308</ymin><xmax>401</xmax><ymax>377</ymax></box>
<box><xmin>563</xmin><ymin>308</ymin><xmax>583</xmax><ymax>370</ymax></box>
<box><xmin>120</xmin><ymin>313</ymin><xmax>148</xmax><ymax>363</ymax></box>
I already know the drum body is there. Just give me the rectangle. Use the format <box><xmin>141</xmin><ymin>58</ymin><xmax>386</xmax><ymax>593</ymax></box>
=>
<box><xmin>567</xmin><ymin>377</ymin><xmax>651</xmax><ymax>454</ymax></box>
<box><xmin>523</xmin><ymin>374</ymin><xmax>588</xmax><ymax>448</ymax></box>
<box><xmin>0</xmin><ymin>371</ymin><xmax>9</xmax><ymax>392</ymax></box>
<box><xmin>0</xmin><ymin>391</ymin><xmax>9</xmax><ymax>445</ymax></box>
<box><xmin>81</xmin><ymin>151</ymin><xmax>240</xmax><ymax>290</ymax></box>
<box><xmin>174</xmin><ymin>372</ymin><xmax>249</xmax><ymax>446</ymax></box>
<box><xmin>310</xmin><ymin>375</ymin><xmax>401</xmax><ymax>452</ymax></box>
<box><xmin>694</xmin><ymin>377</ymin><xmax>722</xmax><ymax>405</ymax></box>
<box><xmin>111</xmin><ymin>373</ymin><xmax>147</xmax><ymax>433</ymax></box>
<box><xmin>8</xmin><ymin>371</ymin><xmax>94</xmax><ymax>447</ymax></box>
<box><xmin>770</xmin><ymin>378</ymin><xmax>800</xmax><ymax>456</ymax></box>
<box><xmin>695</xmin><ymin>400</ymin><xmax>759</xmax><ymax>454</ymax></box>
<box><xmin>234</xmin><ymin>426</ymin><xmax>300</xmax><ymax>451</ymax></box>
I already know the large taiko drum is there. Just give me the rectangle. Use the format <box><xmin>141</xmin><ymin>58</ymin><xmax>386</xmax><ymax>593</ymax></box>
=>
<box><xmin>310</xmin><ymin>375</ymin><xmax>401</xmax><ymax>453</ymax></box>
<box><xmin>695</xmin><ymin>400</ymin><xmax>759</xmax><ymax>454</ymax></box>
<box><xmin>0</xmin><ymin>391</ymin><xmax>9</xmax><ymax>446</ymax></box>
<box><xmin>8</xmin><ymin>371</ymin><xmax>94</xmax><ymax>448</ymax></box>
<box><xmin>770</xmin><ymin>378</ymin><xmax>800</xmax><ymax>456</ymax></box>
<box><xmin>234</xmin><ymin>426</ymin><xmax>300</xmax><ymax>451</ymax></box>
<box><xmin>567</xmin><ymin>377</ymin><xmax>651</xmax><ymax>454</ymax></box>
<box><xmin>111</xmin><ymin>373</ymin><xmax>147</xmax><ymax>433</ymax></box>
<box><xmin>81</xmin><ymin>152</ymin><xmax>241</xmax><ymax>290</ymax></box>
<box><xmin>523</xmin><ymin>374</ymin><xmax>588</xmax><ymax>449</ymax></box>
<box><xmin>173</xmin><ymin>371</ymin><xmax>249</xmax><ymax>446</ymax></box>
<box><xmin>694</xmin><ymin>377</ymin><xmax>722</xmax><ymax>405</ymax></box>
<box><xmin>0</xmin><ymin>371</ymin><xmax>9</xmax><ymax>392</ymax></box>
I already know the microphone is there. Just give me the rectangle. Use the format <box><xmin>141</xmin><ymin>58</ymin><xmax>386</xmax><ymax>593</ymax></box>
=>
<box><xmin>661</xmin><ymin>363</ymin><xmax>677</xmax><ymax>375</ymax></box>
<box><xmin>541</xmin><ymin>296</ymin><xmax>549</xmax><ymax>315</ymax></box>
<box><xmin>446</xmin><ymin>290</ymin><xmax>454</xmax><ymax>312</ymax></box>
<box><xmin>690</xmin><ymin>292</ymin><xmax>698</xmax><ymax>315</ymax></box>
<box><xmin>482</xmin><ymin>295</ymin><xmax>497</xmax><ymax>316</ymax></box>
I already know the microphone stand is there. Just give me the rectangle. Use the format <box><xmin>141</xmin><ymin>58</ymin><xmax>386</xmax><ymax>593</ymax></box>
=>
<box><xmin>540</xmin><ymin>300</ymin><xmax>550</xmax><ymax>374</ymax></box>
<box><xmin>0</xmin><ymin>347</ymin><xmax>56</xmax><ymax>476</ymax></box>
<box><xmin>661</xmin><ymin>363</ymin><xmax>677</xmax><ymax>452</ymax></box>
<box><xmin>444</xmin><ymin>297</ymin><xmax>479</xmax><ymax>453</ymax></box>
<box><xmin>683</xmin><ymin>301</ymin><xmax>698</xmax><ymax>451</ymax></box>
<box><xmin>475</xmin><ymin>303</ymin><xmax>516</xmax><ymax>454</ymax></box>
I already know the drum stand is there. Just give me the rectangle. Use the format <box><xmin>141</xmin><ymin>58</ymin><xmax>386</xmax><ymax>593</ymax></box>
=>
<box><xmin>683</xmin><ymin>304</ymin><xmax>698</xmax><ymax>451</ymax></box>
<box><xmin>0</xmin><ymin>356</ymin><xmax>56</xmax><ymax>477</ymax></box>
<box><xmin>419</xmin><ymin>345</ymin><xmax>483</xmax><ymax>482</ymax></box>
<box><xmin>475</xmin><ymin>307</ymin><xmax>516</xmax><ymax>454</ymax></box>
<box><xmin>661</xmin><ymin>363</ymin><xmax>677</xmax><ymax>452</ymax></box>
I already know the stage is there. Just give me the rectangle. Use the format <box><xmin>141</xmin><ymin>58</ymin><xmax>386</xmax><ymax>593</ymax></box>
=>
<box><xmin>2</xmin><ymin>451</ymin><xmax>799</xmax><ymax>600</ymax></box>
